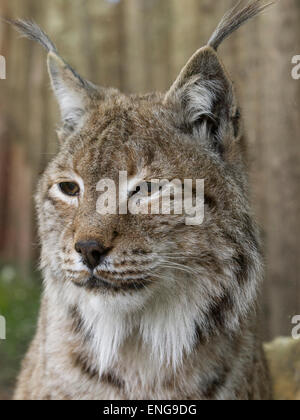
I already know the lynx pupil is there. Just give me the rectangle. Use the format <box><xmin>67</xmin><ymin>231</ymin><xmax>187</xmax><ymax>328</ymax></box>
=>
<box><xmin>59</xmin><ymin>182</ymin><xmax>80</xmax><ymax>197</ymax></box>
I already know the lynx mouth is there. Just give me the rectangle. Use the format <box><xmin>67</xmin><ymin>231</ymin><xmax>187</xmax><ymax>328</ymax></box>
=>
<box><xmin>72</xmin><ymin>274</ymin><xmax>151</xmax><ymax>293</ymax></box>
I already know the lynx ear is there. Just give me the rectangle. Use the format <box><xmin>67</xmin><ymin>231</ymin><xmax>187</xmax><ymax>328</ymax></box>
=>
<box><xmin>47</xmin><ymin>52</ymin><xmax>98</xmax><ymax>138</ymax></box>
<box><xmin>165</xmin><ymin>47</ymin><xmax>237</xmax><ymax>153</ymax></box>
<box><xmin>6</xmin><ymin>19</ymin><xmax>101</xmax><ymax>140</ymax></box>
<box><xmin>164</xmin><ymin>1</ymin><xmax>274</xmax><ymax>153</ymax></box>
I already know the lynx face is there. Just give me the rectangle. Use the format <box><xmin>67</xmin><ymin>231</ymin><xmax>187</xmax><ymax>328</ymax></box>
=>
<box><xmin>36</xmin><ymin>84</ymin><xmax>250</xmax><ymax>308</ymax></box>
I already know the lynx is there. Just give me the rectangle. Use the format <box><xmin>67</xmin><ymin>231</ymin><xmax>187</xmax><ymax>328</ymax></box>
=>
<box><xmin>9</xmin><ymin>1</ymin><xmax>273</xmax><ymax>400</ymax></box>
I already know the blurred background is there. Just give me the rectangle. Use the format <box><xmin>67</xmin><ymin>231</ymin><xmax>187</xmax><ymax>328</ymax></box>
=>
<box><xmin>0</xmin><ymin>0</ymin><xmax>299</xmax><ymax>399</ymax></box>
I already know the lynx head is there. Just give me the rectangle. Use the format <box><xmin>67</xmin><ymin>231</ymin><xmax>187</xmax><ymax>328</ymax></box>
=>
<box><xmin>7</xmin><ymin>2</ymin><xmax>270</xmax><ymax>364</ymax></box>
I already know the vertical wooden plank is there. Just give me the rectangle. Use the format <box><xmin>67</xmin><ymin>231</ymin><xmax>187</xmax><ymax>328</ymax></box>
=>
<box><xmin>0</xmin><ymin>0</ymin><xmax>11</xmax><ymax>258</ymax></box>
<box><xmin>170</xmin><ymin>0</ymin><xmax>216</xmax><ymax>82</ymax></box>
<box><xmin>0</xmin><ymin>116</ymin><xmax>11</xmax><ymax>257</ymax></box>
<box><xmin>134</xmin><ymin>0</ymin><xmax>172</xmax><ymax>93</ymax></box>
<box><xmin>121</xmin><ymin>0</ymin><xmax>148</xmax><ymax>93</ymax></box>
<box><xmin>257</xmin><ymin>0</ymin><xmax>300</xmax><ymax>339</ymax></box>
<box><xmin>0</xmin><ymin>0</ymin><xmax>35</xmax><ymax>272</ymax></box>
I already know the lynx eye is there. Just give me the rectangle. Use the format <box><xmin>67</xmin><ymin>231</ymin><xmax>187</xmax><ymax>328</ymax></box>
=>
<box><xmin>59</xmin><ymin>182</ymin><xmax>80</xmax><ymax>197</ymax></box>
<box><xmin>129</xmin><ymin>182</ymin><xmax>157</xmax><ymax>198</ymax></box>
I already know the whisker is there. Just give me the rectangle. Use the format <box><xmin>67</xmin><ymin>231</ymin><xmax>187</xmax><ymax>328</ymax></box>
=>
<box><xmin>159</xmin><ymin>256</ymin><xmax>201</xmax><ymax>261</ymax></box>
<box><xmin>159</xmin><ymin>259</ymin><xmax>200</xmax><ymax>275</ymax></box>
<box><xmin>158</xmin><ymin>264</ymin><xmax>197</xmax><ymax>277</ymax></box>
<box><xmin>157</xmin><ymin>253</ymin><xmax>203</xmax><ymax>259</ymax></box>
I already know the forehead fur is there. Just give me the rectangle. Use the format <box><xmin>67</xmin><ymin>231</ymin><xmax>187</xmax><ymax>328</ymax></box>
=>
<box><xmin>48</xmin><ymin>91</ymin><xmax>233</xmax><ymax>189</ymax></box>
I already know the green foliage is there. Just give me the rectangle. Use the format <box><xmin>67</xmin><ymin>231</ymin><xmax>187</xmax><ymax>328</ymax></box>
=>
<box><xmin>0</xmin><ymin>264</ymin><xmax>41</xmax><ymax>397</ymax></box>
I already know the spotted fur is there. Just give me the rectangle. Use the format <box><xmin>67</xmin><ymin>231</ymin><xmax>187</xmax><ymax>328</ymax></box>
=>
<box><xmin>11</xmin><ymin>1</ymin><xmax>273</xmax><ymax>400</ymax></box>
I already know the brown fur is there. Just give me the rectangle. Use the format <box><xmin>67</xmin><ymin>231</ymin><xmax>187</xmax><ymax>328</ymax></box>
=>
<box><xmin>9</xmin><ymin>1</ymin><xmax>273</xmax><ymax>400</ymax></box>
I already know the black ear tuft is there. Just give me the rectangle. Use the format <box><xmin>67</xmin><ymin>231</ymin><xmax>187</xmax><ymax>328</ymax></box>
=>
<box><xmin>165</xmin><ymin>47</ymin><xmax>236</xmax><ymax>153</ymax></box>
<box><xmin>5</xmin><ymin>19</ymin><xmax>102</xmax><ymax>141</ymax></box>
<box><xmin>208</xmin><ymin>0</ymin><xmax>274</xmax><ymax>51</ymax></box>
<box><xmin>164</xmin><ymin>1</ymin><xmax>274</xmax><ymax>154</ymax></box>
<box><xmin>3</xmin><ymin>18</ymin><xmax>58</xmax><ymax>53</ymax></box>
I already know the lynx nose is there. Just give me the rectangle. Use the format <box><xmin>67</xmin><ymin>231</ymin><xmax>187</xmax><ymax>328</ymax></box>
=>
<box><xmin>75</xmin><ymin>240</ymin><xmax>109</xmax><ymax>270</ymax></box>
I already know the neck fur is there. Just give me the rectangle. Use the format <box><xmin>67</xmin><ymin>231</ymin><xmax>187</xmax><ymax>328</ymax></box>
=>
<box><xmin>45</xmin><ymin>264</ymin><xmax>258</xmax><ymax>376</ymax></box>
